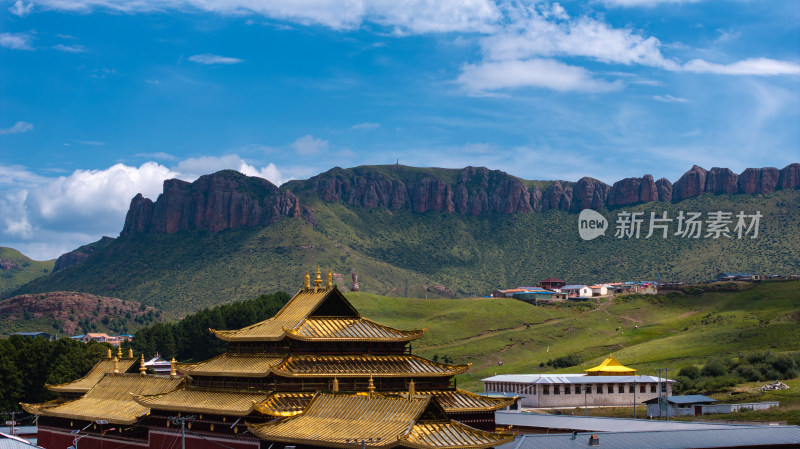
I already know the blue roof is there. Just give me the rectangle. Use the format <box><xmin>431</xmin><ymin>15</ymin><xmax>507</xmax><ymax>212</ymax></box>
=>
<box><xmin>11</xmin><ymin>332</ymin><xmax>47</xmax><ymax>336</ymax></box>
<box><xmin>561</xmin><ymin>285</ymin><xmax>588</xmax><ymax>289</ymax></box>
<box><xmin>644</xmin><ymin>395</ymin><xmax>716</xmax><ymax>405</ymax></box>
<box><xmin>496</xmin><ymin>426</ymin><xmax>800</xmax><ymax>449</ymax></box>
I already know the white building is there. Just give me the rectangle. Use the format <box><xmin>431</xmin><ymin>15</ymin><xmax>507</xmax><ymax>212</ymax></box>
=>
<box><xmin>482</xmin><ymin>373</ymin><xmax>672</xmax><ymax>408</ymax></box>
<box><xmin>559</xmin><ymin>285</ymin><xmax>593</xmax><ymax>298</ymax></box>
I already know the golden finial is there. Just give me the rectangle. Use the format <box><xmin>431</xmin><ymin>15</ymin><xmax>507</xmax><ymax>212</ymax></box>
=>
<box><xmin>107</xmin><ymin>348</ymin><xmax>112</xmax><ymax>359</ymax></box>
<box><xmin>113</xmin><ymin>356</ymin><xmax>119</xmax><ymax>375</ymax></box>
<box><xmin>368</xmin><ymin>376</ymin><xmax>375</xmax><ymax>395</ymax></box>
<box><xmin>128</xmin><ymin>348</ymin><xmax>134</xmax><ymax>359</ymax></box>
<box><xmin>117</xmin><ymin>346</ymin><xmax>123</xmax><ymax>358</ymax></box>
<box><xmin>332</xmin><ymin>377</ymin><xmax>339</xmax><ymax>393</ymax></box>
<box><xmin>408</xmin><ymin>379</ymin><xmax>416</xmax><ymax>396</ymax></box>
<box><xmin>304</xmin><ymin>271</ymin><xmax>311</xmax><ymax>290</ymax></box>
<box><xmin>326</xmin><ymin>270</ymin><xmax>333</xmax><ymax>290</ymax></box>
<box><xmin>170</xmin><ymin>357</ymin><xmax>177</xmax><ymax>377</ymax></box>
<box><xmin>314</xmin><ymin>266</ymin><xmax>323</xmax><ymax>292</ymax></box>
<box><xmin>139</xmin><ymin>354</ymin><xmax>146</xmax><ymax>376</ymax></box>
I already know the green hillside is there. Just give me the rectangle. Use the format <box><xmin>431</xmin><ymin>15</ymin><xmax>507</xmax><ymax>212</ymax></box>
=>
<box><xmin>347</xmin><ymin>281</ymin><xmax>800</xmax><ymax>391</ymax></box>
<box><xmin>5</xmin><ymin>190</ymin><xmax>799</xmax><ymax>317</ymax></box>
<box><xmin>0</xmin><ymin>248</ymin><xmax>55</xmax><ymax>295</ymax></box>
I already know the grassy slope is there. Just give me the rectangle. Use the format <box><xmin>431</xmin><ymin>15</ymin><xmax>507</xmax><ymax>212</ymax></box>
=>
<box><xmin>5</xmin><ymin>190</ymin><xmax>799</xmax><ymax>316</ymax></box>
<box><xmin>0</xmin><ymin>248</ymin><xmax>55</xmax><ymax>295</ymax></box>
<box><xmin>347</xmin><ymin>281</ymin><xmax>800</xmax><ymax>392</ymax></box>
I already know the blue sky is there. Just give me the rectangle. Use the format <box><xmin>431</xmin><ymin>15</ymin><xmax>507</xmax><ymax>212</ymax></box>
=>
<box><xmin>1</xmin><ymin>0</ymin><xmax>798</xmax><ymax>259</ymax></box>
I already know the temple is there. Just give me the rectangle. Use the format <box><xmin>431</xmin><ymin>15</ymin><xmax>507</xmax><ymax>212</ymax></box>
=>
<box><xmin>24</xmin><ymin>269</ymin><xmax>514</xmax><ymax>449</ymax></box>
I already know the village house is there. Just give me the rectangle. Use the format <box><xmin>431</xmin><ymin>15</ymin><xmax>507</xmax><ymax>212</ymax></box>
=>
<box><xmin>559</xmin><ymin>285</ymin><xmax>593</xmax><ymax>298</ymax></box>
<box><xmin>539</xmin><ymin>278</ymin><xmax>566</xmax><ymax>290</ymax></box>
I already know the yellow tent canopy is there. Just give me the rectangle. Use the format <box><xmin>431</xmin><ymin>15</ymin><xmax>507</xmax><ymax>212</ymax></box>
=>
<box><xmin>585</xmin><ymin>354</ymin><xmax>636</xmax><ymax>376</ymax></box>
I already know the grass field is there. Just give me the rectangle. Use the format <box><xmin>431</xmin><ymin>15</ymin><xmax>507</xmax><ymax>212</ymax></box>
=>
<box><xmin>0</xmin><ymin>248</ymin><xmax>55</xmax><ymax>295</ymax></box>
<box><xmin>347</xmin><ymin>281</ymin><xmax>800</xmax><ymax>396</ymax></box>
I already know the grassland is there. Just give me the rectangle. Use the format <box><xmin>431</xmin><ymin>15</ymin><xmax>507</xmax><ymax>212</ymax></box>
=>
<box><xmin>0</xmin><ymin>247</ymin><xmax>55</xmax><ymax>295</ymax></box>
<box><xmin>347</xmin><ymin>281</ymin><xmax>800</xmax><ymax>393</ymax></box>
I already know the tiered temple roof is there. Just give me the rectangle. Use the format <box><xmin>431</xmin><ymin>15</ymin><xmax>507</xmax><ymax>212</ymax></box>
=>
<box><xmin>585</xmin><ymin>354</ymin><xmax>637</xmax><ymax>376</ymax></box>
<box><xmin>25</xmin><ymin>268</ymin><xmax>516</xmax><ymax>449</ymax></box>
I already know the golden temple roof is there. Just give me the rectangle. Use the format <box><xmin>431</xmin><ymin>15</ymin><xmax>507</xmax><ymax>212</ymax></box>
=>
<box><xmin>416</xmin><ymin>389</ymin><xmax>516</xmax><ymax>413</ymax></box>
<box><xmin>178</xmin><ymin>354</ymin><xmax>284</xmax><ymax>377</ymax></box>
<box><xmin>272</xmin><ymin>355</ymin><xmax>469</xmax><ymax>378</ymax></box>
<box><xmin>135</xmin><ymin>387</ymin><xmax>271</xmax><ymax>416</ymax></box>
<box><xmin>212</xmin><ymin>285</ymin><xmax>425</xmax><ymax>343</ymax></box>
<box><xmin>288</xmin><ymin>317</ymin><xmax>424</xmax><ymax>342</ymax></box>
<box><xmin>585</xmin><ymin>354</ymin><xmax>637</xmax><ymax>376</ymax></box>
<box><xmin>253</xmin><ymin>392</ymin><xmax>314</xmax><ymax>417</ymax></box>
<box><xmin>47</xmin><ymin>358</ymin><xmax>138</xmax><ymax>394</ymax></box>
<box><xmin>23</xmin><ymin>374</ymin><xmax>182</xmax><ymax>425</ymax></box>
<box><xmin>247</xmin><ymin>393</ymin><xmax>513</xmax><ymax>449</ymax></box>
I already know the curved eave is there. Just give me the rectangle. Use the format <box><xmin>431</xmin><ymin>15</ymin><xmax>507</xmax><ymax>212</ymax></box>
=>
<box><xmin>46</xmin><ymin>384</ymin><xmax>91</xmax><ymax>394</ymax></box>
<box><xmin>21</xmin><ymin>401</ymin><xmax>143</xmax><ymax>426</ymax></box>
<box><xmin>272</xmin><ymin>365</ymin><xmax>469</xmax><ymax>378</ymax></box>
<box><xmin>401</xmin><ymin>421</ymin><xmax>514</xmax><ymax>449</ymax></box>
<box><xmin>430</xmin><ymin>389</ymin><xmax>518</xmax><ymax>413</ymax></box>
<box><xmin>134</xmin><ymin>399</ymin><xmax>256</xmax><ymax>417</ymax></box>
<box><xmin>244</xmin><ymin>428</ymin><xmax>398</xmax><ymax>449</ymax></box>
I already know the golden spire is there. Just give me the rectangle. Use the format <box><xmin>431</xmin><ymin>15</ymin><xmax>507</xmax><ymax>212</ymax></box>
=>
<box><xmin>332</xmin><ymin>377</ymin><xmax>339</xmax><ymax>393</ymax></box>
<box><xmin>408</xmin><ymin>379</ymin><xmax>416</xmax><ymax>396</ymax></box>
<box><xmin>326</xmin><ymin>270</ymin><xmax>333</xmax><ymax>290</ymax></box>
<box><xmin>368</xmin><ymin>376</ymin><xmax>375</xmax><ymax>395</ymax></box>
<box><xmin>139</xmin><ymin>354</ymin><xmax>146</xmax><ymax>376</ymax></box>
<box><xmin>117</xmin><ymin>346</ymin><xmax>123</xmax><ymax>358</ymax></box>
<box><xmin>113</xmin><ymin>357</ymin><xmax>119</xmax><ymax>375</ymax></box>
<box><xmin>170</xmin><ymin>358</ymin><xmax>177</xmax><ymax>377</ymax></box>
<box><xmin>128</xmin><ymin>348</ymin><xmax>134</xmax><ymax>359</ymax></box>
<box><xmin>107</xmin><ymin>348</ymin><xmax>112</xmax><ymax>359</ymax></box>
<box><xmin>304</xmin><ymin>271</ymin><xmax>311</xmax><ymax>290</ymax></box>
<box><xmin>314</xmin><ymin>266</ymin><xmax>323</xmax><ymax>292</ymax></box>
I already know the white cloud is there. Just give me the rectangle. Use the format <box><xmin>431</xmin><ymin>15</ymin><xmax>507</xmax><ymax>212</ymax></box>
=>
<box><xmin>188</xmin><ymin>53</ymin><xmax>243</xmax><ymax>65</ymax></box>
<box><xmin>351</xmin><ymin>122</ymin><xmax>380</xmax><ymax>130</ymax></box>
<box><xmin>479</xmin><ymin>6</ymin><xmax>679</xmax><ymax>70</ymax></box>
<box><xmin>457</xmin><ymin>58</ymin><xmax>623</xmax><ymax>93</ymax></box>
<box><xmin>53</xmin><ymin>43</ymin><xmax>87</xmax><ymax>53</ymax></box>
<box><xmin>0</xmin><ymin>32</ymin><xmax>34</xmax><ymax>50</ymax></box>
<box><xmin>601</xmin><ymin>0</ymin><xmax>702</xmax><ymax>6</ymax></box>
<box><xmin>291</xmin><ymin>135</ymin><xmax>329</xmax><ymax>155</ymax></box>
<box><xmin>653</xmin><ymin>94</ymin><xmax>689</xmax><ymax>103</ymax></box>
<box><xmin>0</xmin><ymin>121</ymin><xmax>34</xmax><ymax>135</ymax></box>
<box><xmin>9</xmin><ymin>1</ymin><xmax>33</xmax><ymax>16</ymax></box>
<box><xmin>683</xmin><ymin>58</ymin><xmax>800</xmax><ymax>76</ymax></box>
<box><xmin>173</xmin><ymin>155</ymin><xmax>289</xmax><ymax>186</ymax></box>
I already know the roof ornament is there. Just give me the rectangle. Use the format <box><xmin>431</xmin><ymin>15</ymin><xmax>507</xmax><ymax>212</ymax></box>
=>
<box><xmin>139</xmin><ymin>354</ymin><xmax>147</xmax><ymax>376</ymax></box>
<box><xmin>408</xmin><ymin>379</ymin><xmax>416</xmax><ymax>397</ymax></box>
<box><xmin>113</xmin><ymin>357</ymin><xmax>119</xmax><ymax>375</ymax></box>
<box><xmin>332</xmin><ymin>377</ymin><xmax>339</xmax><ymax>393</ymax></box>
<box><xmin>314</xmin><ymin>266</ymin><xmax>323</xmax><ymax>292</ymax></box>
<box><xmin>326</xmin><ymin>270</ymin><xmax>333</xmax><ymax>290</ymax></box>
<box><xmin>170</xmin><ymin>358</ymin><xmax>177</xmax><ymax>377</ymax></box>
<box><xmin>128</xmin><ymin>348</ymin><xmax>134</xmax><ymax>359</ymax></box>
<box><xmin>107</xmin><ymin>348</ymin><xmax>112</xmax><ymax>359</ymax></box>
<box><xmin>117</xmin><ymin>346</ymin><xmax>123</xmax><ymax>358</ymax></box>
<box><xmin>304</xmin><ymin>271</ymin><xmax>311</xmax><ymax>291</ymax></box>
<box><xmin>368</xmin><ymin>376</ymin><xmax>375</xmax><ymax>396</ymax></box>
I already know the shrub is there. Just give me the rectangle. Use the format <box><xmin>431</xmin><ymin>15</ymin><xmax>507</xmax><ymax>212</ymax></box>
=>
<box><xmin>701</xmin><ymin>358</ymin><xmax>728</xmax><ymax>377</ymax></box>
<box><xmin>678</xmin><ymin>365</ymin><xmax>700</xmax><ymax>380</ymax></box>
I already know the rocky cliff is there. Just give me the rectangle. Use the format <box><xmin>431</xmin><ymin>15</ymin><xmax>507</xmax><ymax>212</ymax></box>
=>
<box><xmin>120</xmin><ymin>163</ymin><xmax>800</xmax><ymax>236</ymax></box>
<box><xmin>54</xmin><ymin>236</ymin><xmax>115</xmax><ymax>271</ymax></box>
<box><xmin>122</xmin><ymin>170</ymin><xmax>315</xmax><ymax>235</ymax></box>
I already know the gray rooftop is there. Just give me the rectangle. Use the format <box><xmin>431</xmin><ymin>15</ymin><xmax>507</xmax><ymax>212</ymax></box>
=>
<box><xmin>483</xmin><ymin>374</ymin><xmax>671</xmax><ymax>384</ymax></box>
<box><xmin>495</xmin><ymin>412</ymin><xmax>761</xmax><ymax>432</ymax></box>
<box><xmin>496</xmin><ymin>426</ymin><xmax>800</xmax><ymax>449</ymax></box>
<box><xmin>643</xmin><ymin>395</ymin><xmax>717</xmax><ymax>405</ymax></box>
<box><xmin>0</xmin><ymin>434</ymin><xmax>40</xmax><ymax>449</ymax></box>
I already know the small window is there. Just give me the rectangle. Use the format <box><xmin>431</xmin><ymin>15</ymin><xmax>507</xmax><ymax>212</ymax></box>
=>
<box><xmin>554</xmin><ymin>386</ymin><xmax>560</xmax><ymax>395</ymax></box>
<box><xmin>619</xmin><ymin>384</ymin><xmax>626</xmax><ymax>393</ymax></box>
<box><xmin>565</xmin><ymin>386</ymin><xmax>571</xmax><ymax>394</ymax></box>
<box><xmin>629</xmin><ymin>385</ymin><xmax>635</xmax><ymax>393</ymax></box>
<box><xmin>640</xmin><ymin>385</ymin><xmax>646</xmax><ymax>393</ymax></box>
<box><xmin>596</xmin><ymin>385</ymin><xmax>603</xmax><ymax>394</ymax></box>
<box><xmin>608</xmin><ymin>385</ymin><xmax>614</xmax><ymax>394</ymax></box>
<box><xmin>650</xmin><ymin>384</ymin><xmax>656</xmax><ymax>393</ymax></box>
<box><xmin>543</xmin><ymin>386</ymin><xmax>550</xmax><ymax>395</ymax></box>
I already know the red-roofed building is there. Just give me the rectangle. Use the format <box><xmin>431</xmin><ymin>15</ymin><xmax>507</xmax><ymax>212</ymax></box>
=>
<box><xmin>540</xmin><ymin>278</ymin><xmax>566</xmax><ymax>290</ymax></box>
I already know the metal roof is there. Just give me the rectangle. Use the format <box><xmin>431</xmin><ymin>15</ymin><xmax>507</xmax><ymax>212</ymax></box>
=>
<box><xmin>496</xmin><ymin>426</ymin><xmax>800</xmax><ymax>449</ymax></box>
<box><xmin>495</xmin><ymin>412</ymin><xmax>758</xmax><ymax>432</ymax></box>
<box><xmin>560</xmin><ymin>285</ymin><xmax>588</xmax><ymax>290</ymax></box>
<box><xmin>483</xmin><ymin>374</ymin><xmax>670</xmax><ymax>384</ymax></box>
<box><xmin>643</xmin><ymin>395</ymin><xmax>716</xmax><ymax>405</ymax></box>
<box><xmin>0</xmin><ymin>433</ymin><xmax>40</xmax><ymax>449</ymax></box>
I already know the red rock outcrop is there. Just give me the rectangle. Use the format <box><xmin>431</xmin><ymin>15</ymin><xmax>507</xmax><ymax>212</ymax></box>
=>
<box><xmin>672</xmin><ymin>165</ymin><xmax>708</xmax><ymax>202</ymax></box>
<box><xmin>655</xmin><ymin>178</ymin><xmax>672</xmax><ymax>202</ymax></box>
<box><xmin>607</xmin><ymin>175</ymin><xmax>658</xmax><ymax>207</ymax></box>
<box><xmin>570</xmin><ymin>177</ymin><xmax>610</xmax><ymax>211</ymax></box>
<box><xmin>122</xmin><ymin>170</ymin><xmax>315</xmax><ymax>235</ymax></box>
<box><xmin>778</xmin><ymin>163</ymin><xmax>800</xmax><ymax>190</ymax></box>
<box><xmin>541</xmin><ymin>182</ymin><xmax>572</xmax><ymax>211</ymax></box>
<box><xmin>704</xmin><ymin>167</ymin><xmax>739</xmax><ymax>194</ymax></box>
